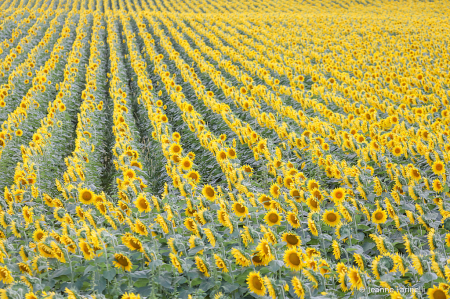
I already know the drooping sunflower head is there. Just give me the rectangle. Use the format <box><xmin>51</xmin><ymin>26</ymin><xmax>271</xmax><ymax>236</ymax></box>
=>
<box><xmin>113</xmin><ymin>253</ymin><xmax>133</xmax><ymax>271</ymax></box>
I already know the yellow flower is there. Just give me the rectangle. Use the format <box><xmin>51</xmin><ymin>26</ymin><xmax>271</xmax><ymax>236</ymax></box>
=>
<box><xmin>323</xmin><ymin>210</ymin><xmax>341</xmax><ymax>227</ymax></box>
<box><xmin>169</xmin><ymin>253</ymin><xmax>183</xmax><ymax>273</ymax></box>
<box><xmin>214</xmin><ymin>254</ymin><xmax>228</xmax><ymax>273</ymax></box>
<box><xmin>282</xmin><ymin>232</ymin><xmax>301</xmax><ymax>248</ymax></box>
<box><xmin>433</xmin><ymin>179</ymin><xmax>444</xmax><ymax>192</ymax></box>
<box><xmin>432</xmin><ymin>161</ymin><xmax>446</xmax><ymax>176</ymax></box>
<box><xmin>247</xmin><ymin>271</ymin><xmax>266</xmax><ymax>296</ymax></box>
<box><xmin>286</xmin><ymin>211</ymin><xmax>301</xmax><ymax>228</ymax></box>
<box><xmin>180</xmin><ymin>157</ymin><xmax>193</xmax><ymax>171</ymax></box>
<box><xmin>292</xmin><ymin>276</ymin><xmax>305</xmax><ymax>299</ymax></box>
<box><xmin>79</xmin><ymin>241</ymin><xmax>95</xmax><ymax>260</ymax></box>
<box><xmin>195</xmin><ymin>255</ymin><xmax>210</xmax><ymax>277</ymax></box>
<box><xmin>134</xmin><ymin>193</ymin><xmax>150</xmax><ymax>213</ymax></box>
<box><xmin>427</xmin><ymin>285</ymin><xmax>448</xmax><ymax>299</ymax></box>
<box><xmin>255</xmin><ymin>239</ymin><xmax>274</xmax><ymax>265</ymax></box>
<box><xmin>284</xmin><ymin>248</ymin><xmax>302</xmax><ymax>271</ymax></box>
<box><xmin>372</xmin><ymin>208</ymin><xmax>388</xmax><ymax>224</ymax></box>
<box><xmin>331</xmin><ymin>188</ymin><xmax>346</xmax><ymax>204</ymax></box>
<box><xmin>232</xmin><ymin>201</ymin><xmax>248</xmax><ymax>217</ymax></box>
<box><xmin>348</xmin><ymin>267</ymin><xmax>364</xmax><ymax>290</ymax></box>
<box><xmin>113</xmin><ymin>253</ymin><xmax>132</xmax><ymax>271</ymax></box>
<box><xmin>264</xmin><ymin>209</ymin><xmax>282</xmax><ymax>226</ymax></box>
<box><xmin>79</xmin><ymin>188</ymin><xmax>95</xmax><ymax>204</ymax></box>
<box><xmin>202</xmin><ymin>184</ymin><xmax>216</xmax><ymax>201</ymax></box>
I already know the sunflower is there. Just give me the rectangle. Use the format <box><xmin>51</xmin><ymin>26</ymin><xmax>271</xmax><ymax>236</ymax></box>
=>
<box><xmin>264</xmin><ymin>209</ymin><xmax>282</xmax><ymax>226</ymax></box>
<box><xmin>433</xmin><ymin>179</ymin><xmax>444</xmax><ymax>192</ymax></box>
<box><xmin>33</xmin><ymin>229</ymin><xmax>47</xmax><ymax>242</ymax></box>
<box><xmin>258</xmin><ymin>194</ymin><xmax>272</xmax><ymax>209</ymax></box>
<box><xmin>410</xmin><ymin>167</ymin><xmax>421</xmax><ymax>181</ymax></box>
<box><xmin>202</xmin><ymin>184</ymin><xmax>216</xmax><ymax>201</ymax></box>
<box><xmin>134</xmin><ymin>219</ymin><xmax>148</xmax><ymax>236</ymax></box>
<box><xmin>231</xmin><ymin>248</ymin><xmax>251</xmax><ymax>267</ymax></box>
<box><xmin>282</xmin><ymin>232</ymin><xmax>301</xmax><ymax>248</ymax></box>
<box><xmin>232</xmin><ymin>202</ymin><xmax>248</xmax><ymax>217</ymax></box>
<box><xmin>291</xmin><ymin>277</ymin><xmax>305</xmax><ymax>299</ymax></box>
<box><xmin>0</xmin><ymin>266</ymin><xmax>13</xmax><ymax>284</ymax></box>
<box><xmin>372</xmin><ymin>208</ymin><xmax>388</xmax><ymax>224</ymax></box>
<box><xmin>307</xmin><ymin>179</ymin><xmax>320</xmax><ymax>191</ymax></box>
<box><xmin>348</xmin><ymin>266</ymin><xmax>364</xmax><ymax>290</ymax></box>
<box><xmin>123</xmin><ymin>235</ymin><xmax>144</xmax><ymax>252</ymax></box>
<box><xmin>124</xmin><ymin>169</ymin><xmax>136</xmax><ymax>180</ymax></box>
<box><xmin>18</xmin><ymin>262</ymin><xmax>32</xmax><ymax>275</ymax></box>
<box><xmin>185</xmin><ymin>170</ymin><xmax>201</xmax><ymax>184</ymax></box>
<box><xmin>263</xmin><ymin>276</ymin><xmax>276</xmax><ymax>299</ymax></box>
<box><xmin>204</xmin><ymin>228</ymin><xmax>216</xmax><ymax>247</ymax></box>
<box><xmin>427</xmin><ymin>285</ymin><xmax>448</xmax><ymax>299</ymax></box>
<box><xmin>51</xmin><ymin>242</ymin><xmax>66</xmax><ymax>263</ymax></box>
<box><xmin>169</xmin><ymin>253</ymin><xmax>183</xmax><ymax>273</ymax></box>
<box><xmin>217</xmin><ymin>150</ymin><xmax>228</xmax><ymax>161</ymax></box>
<box><xmin>169</xmin><ymin>143</ymin><xmax>182</xmax><ymax>155</ymax></box>
<box><xmin>113</xmin><ymin>253</ymin><xmax>133</xmax><ymax>271</ymax></box>
<box><xmin>331</xmin><ymin>188</ymin><xmax>346</xmax><ymax>204</ymax></box>
<box><xmin>269</xmin><ymin>183</ymin><xmax>280</xmax><ymax>198</ymax></box>
<box><xmin>79</xmin><ymin>241</ymin><xmax>95</xmax><ymax>260</ymax></box>
<box><xmin>180</xmin><ymin>157</ymin><xmax>193</xmax><ymax>171</ymax></box>
<box><xmin>432</xmin><ymin>161</ymin><xmax>446</xmax><ymax>176</ymax></box>
<box><xmin>23</xmin><ymin>206</ymin><xmax>34</xmax><ymax>224</ymax></box>
<box><xmin>411</xmin><ymin>254</ymin><xmax>424</xmax><ymax>275</ymax></box>
<box><xmin>286</xmin><ymin>211</ymin><xmax>301</xmax><ymax>228</ymax></box>
<box><xmin>134</xmin><ymin>194</ymin><xmax>150</xmax><ymax>213</ymax></box>
<box><xmin>227</xmin><ymin>148</ymin><xmax>237</xmax><ymax>159</ymax></box>
<box><xmin>323</xmin><ymin>210</ymin><xmax>341</xmax><ymax>227</ymax></box>
<box><xmin>38</xmin><ymin>243</ymin><xmax>54</xmax><ymax>258</ymax></box>
<box><xmin>306</xmin><ymin>196</ymin><xmax>320</xmax><ymax>212</ymax></box>
<box><xmin>255</xmin><ymin>239</ymin><xmax>275</xmax><ymax>265</ymax></box>
<box><xmin>251</xmin><ymin>253</ymin><xmax>265</xmax><ymax>266</ymax></box>
<box><xmin>247</xmin><ymin>271</ymin><xmax>266</xmax><ymax>296</ymax></box>
<box><xmin>392</xmin><ymin>145</ymin><xmax>403</xmax><ymax>157</ymax></box>
<box><xmin>195</xmin><ymin>255</ymin><xmax>210</xmax><ymax>277</ymax></box>
<box><xmin>284</xmin><ymin>248</ymin><xmax>302</xmax><ymax>271</ymax></box>
<box><xmin>332</xmin><ymin>240</ymin><xmax>341</xmax><ymax>260</ymax></box>
<box><xmin>214</xmin><ymin>254</ymin><xmax>228</xmax><ymax>272</ymax></box>
<box><xmin>79</xmin><ymin>188</ymin><xmax>95</xmax><ymax>204</ymax></box>
<box><xmin>308</xmin><ymin>218</ymin><xmax>318</xmax><ymax>236</ymax></box>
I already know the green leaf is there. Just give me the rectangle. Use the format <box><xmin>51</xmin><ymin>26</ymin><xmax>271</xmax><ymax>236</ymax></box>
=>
<box><xmin>130</xmin><ymin>270</ymin><xmax>150</xmax><ymax>279</ymax></box>
<box><xmin>420</xmin><ymin>272</ymin><xmax>437</xmax><ymax>284</ymax></box>
<box><xmin>157</xmin><ymin>275</ymin><xmax>173</xmax><ymax>289</ymax></box>
<box><xmin>51</xmin><ymin>268</ymin><xmax>71</xmax><ymax>279</ymax></box>
<box><xmin>103</xmin><ymin>268</ymin><xmax>116</xmax><ymax>282</ymax></box>
<box><xmin>222</xmin><ymin>283</ymin><xmax>239</xmax><ymax>293</ymax></box>
<box><xmin>268</xmin><ymin>260</ymin><xmax>284</xmax><ymax>272</ymax></box>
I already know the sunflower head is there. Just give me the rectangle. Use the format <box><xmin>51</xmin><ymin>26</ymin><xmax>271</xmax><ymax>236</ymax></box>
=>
<box><xmin>246</xmin><ymin>271</ymin><xmax>266</xmax><ymax>296</ymax></box>
<box><xmin>264</xmin><ymin>209</ymin><xmax>282</xmax><ymax>226</ymax></box>
<box><xmin>202</xmin><ymin>185</ymin><xmax>216</xmax><ymax>201</ymax></box>
<box><xmin>323</xmin><ymin>210</ymin><xmax>341</xmax><ymax>227</ymax></box>
<box><xmin>79</xmin><ymin>188</ymin><xmax>94</xmax><ymax>205</ymax></box>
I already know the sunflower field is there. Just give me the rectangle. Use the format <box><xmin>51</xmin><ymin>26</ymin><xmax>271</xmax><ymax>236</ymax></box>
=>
<box><xmin>0</xmin><ymin>0</ymin><xmax>449</xmax><ymax>298</ymax></box>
